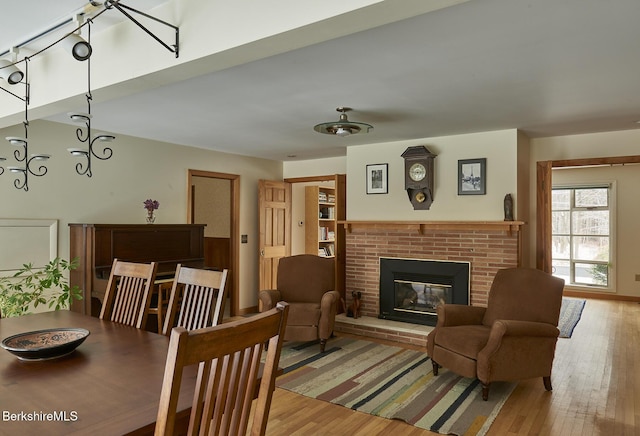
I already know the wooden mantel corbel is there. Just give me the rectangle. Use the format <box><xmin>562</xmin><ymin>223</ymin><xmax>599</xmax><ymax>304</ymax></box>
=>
<box><xmin>339</xmin><ymin>220</ymin><xmax>525</xmax><ymax>235</ymax></box>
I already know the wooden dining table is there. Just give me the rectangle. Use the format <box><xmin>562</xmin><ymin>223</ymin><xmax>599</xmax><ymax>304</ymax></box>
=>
<box><xmin>0</xmin><ymin>310</ymin><xmax>196</xmax><ymax>435</ymax></box>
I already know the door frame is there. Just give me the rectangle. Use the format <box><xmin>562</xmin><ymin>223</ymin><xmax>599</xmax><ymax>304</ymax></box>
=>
<box><xmin>536</xmin><ymin>155</ymin><xmax>640</xmax><ymax>273</ymax></box>
<box><xmin>188</xmin><ymin>169</ymin><xmax>240</xmax><ymax>317</ymax></box>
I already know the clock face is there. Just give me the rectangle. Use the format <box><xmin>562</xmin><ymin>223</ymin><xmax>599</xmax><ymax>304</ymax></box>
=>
<box><xmin>409</xmin><ymin>163</ymin><xmax>427</xmax><ymax>181</ymax></box>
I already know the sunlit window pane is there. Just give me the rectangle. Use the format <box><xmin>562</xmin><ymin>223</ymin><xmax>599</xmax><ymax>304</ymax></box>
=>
<box><xmin>552</xmin><ymin>236</ymin><xmax>570</xmax><ymax>258</ymax></box>
<box><xmin>552</xmin><ymin>189</ymin><xmax>571</xmax><ymax>210</ymax></box>
<box><xmin>572</xmin><ymin>210</ymin><xmax>609</xmax><ymax>235</ymax></box>
<box><xmin>552</xmin><ymin>259</ymin><xmax>570</xmax><ymax>283</ymax></box>
<box><xmin>575</xmin><ymin>188</ymin><xmax>608</xmax><ymax>208</ymax></box>
<box><xmin>572</xmin><ymin>236</ymin><xmax>609</xmax><ymax>261</ymax></box>
<box><xmin>552</xmin><ymin>211</ymin><xmax>570</xmax><ymax>234</ymax></box>
<box><xmin>574</xmin><ymin>262</ymin><xmax>608</xmax><ymax>286</ymax></box>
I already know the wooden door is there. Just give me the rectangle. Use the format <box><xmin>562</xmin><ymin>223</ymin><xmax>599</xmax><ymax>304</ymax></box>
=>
<box><xmin>258</xmin><ymin>180</ymin><xmax>291</xmax><ymax>299</ymax></box>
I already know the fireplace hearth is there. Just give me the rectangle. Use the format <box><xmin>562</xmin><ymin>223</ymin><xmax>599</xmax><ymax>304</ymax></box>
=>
<box><xmin>379</xmin><ymin>257</ymin><xmax>470</xmax><ymax>326</ymax></box>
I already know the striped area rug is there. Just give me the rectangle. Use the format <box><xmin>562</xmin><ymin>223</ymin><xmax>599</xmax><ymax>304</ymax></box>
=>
<box><xmin>276</xmin><ymin>337</ymin><xmax>516</xmax><ymax>435</ymax></box>
<box><xmin>558</xmin><ymin>297</ymin><xmax>586</xmax><ymax>338</ymax></box>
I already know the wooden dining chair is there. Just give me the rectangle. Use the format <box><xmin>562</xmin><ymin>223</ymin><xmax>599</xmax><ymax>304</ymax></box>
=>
<box><xmin>99</xmin><ymin>258</ymin><xmax>158</xmax><ymax>329</ymax></box>
<box><xmin>155</xmin><ymin>302</ymin><xmax>289</xmax><ymax>436</ymax></box>
<box><xmin>161</xmin><ymin>265</ymin><xmax>229</xmax><ymax>335</ymax></box>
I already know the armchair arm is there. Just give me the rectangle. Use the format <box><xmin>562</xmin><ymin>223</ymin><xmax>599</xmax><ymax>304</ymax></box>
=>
<box><xmin>482</xmin><ymin>320</ymin><xmax>559</xmax><ymax>358</ymax></box>
<box><xmin>258</xmin><ymin>289</ymin><xmax>282</xmax><ymax>312</ymax></box>
<box><xmin>477</xmin><ymin>320</ymin><xmax>561</xmax><ymax>384</ymax></box>
<box><xmin>436</xmin><ymin>304</ymin><xmax>486</xmax><ymax>327</ymax></box>
<box><xmin>318</xmin><ymin>290</ymin><xmax>340</xmax><ymax>340</ymax></box>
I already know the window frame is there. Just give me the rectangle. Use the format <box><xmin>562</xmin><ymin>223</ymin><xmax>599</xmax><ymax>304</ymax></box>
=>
<box><xmin>551</xmin><ymin>181</ymin><xmax>616</xmax><ymax>291</ymax></box>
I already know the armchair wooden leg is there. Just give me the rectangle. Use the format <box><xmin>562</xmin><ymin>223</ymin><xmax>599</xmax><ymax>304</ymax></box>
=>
<box><xmin>432</xmin><ymin>360</ymin><xmax>440</xmax><ymax>376</ymax></box>
<box><xmin>482</xmin><ymin>383</ymin><xmax>490</xmax><ymax>401</ymax></box>
<box><xmin>320</xmin><ymin>339</ymin><xmax>327</xmax><ymax>353</ymax></box>
<box><xmin>543</xmin><ymin>376</ymin><xmax>552</xmax><ymax>391</ymax></box>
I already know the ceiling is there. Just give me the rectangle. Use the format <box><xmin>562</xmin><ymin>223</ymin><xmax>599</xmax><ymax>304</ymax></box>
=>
<box><xmin>3</xmin><ymin>0</ymin><xmax>640</xmax><ymax>161</ymax></box>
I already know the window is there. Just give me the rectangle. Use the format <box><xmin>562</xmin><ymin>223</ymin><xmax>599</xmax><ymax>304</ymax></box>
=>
<box><xmin>551</xmin><ymin>185</ymin><xmax>612</xmax><ymax>288</ymax></box>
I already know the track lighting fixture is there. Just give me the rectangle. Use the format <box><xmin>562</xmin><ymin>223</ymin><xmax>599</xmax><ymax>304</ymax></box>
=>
<box><xmin>63</xmin><ymin>15</ymin><xmax>92</xmax><ymax>61</ymax></box>
<box><xmin>63</xmin><ymin>33</ymin><xmax>92</xmax><ymax>61</ymax></box>
<box><xmin>0</xmin><ymin>2</ymin><xmax>179</xmax><ymax>191</ymax></box>
<box><xmin>314</xmin><ymin>107</ymin><xmax>373</xmax><ymax>137</ymax></box>
<box><xmin>0</xmin><ymin>48</ymin><xmax>24</xmax><ymax>85</ymax></box>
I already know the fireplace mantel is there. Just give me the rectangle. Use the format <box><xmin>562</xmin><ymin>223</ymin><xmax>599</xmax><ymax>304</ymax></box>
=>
<box><xmin>339</xmin><ymin>220</ymin><xmax>525</xmax><ymax>235</ymax></box>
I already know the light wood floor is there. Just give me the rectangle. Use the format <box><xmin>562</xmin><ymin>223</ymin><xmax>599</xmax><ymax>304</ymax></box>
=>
<box><xmin>265</xmin><ymin>299</ymin><xmax>640</xmax><ymax>435</ymax></box>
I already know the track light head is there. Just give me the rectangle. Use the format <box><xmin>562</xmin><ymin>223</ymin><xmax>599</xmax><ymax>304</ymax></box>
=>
<box><xmin>0</xmin><ymin>59</ymin><xmax>24</xmax><ymax>84</ymax></box>
<box><xmin>63</xmin><ymin>34</ymin><xmax>92</xmax><ymax>61</ymax></box>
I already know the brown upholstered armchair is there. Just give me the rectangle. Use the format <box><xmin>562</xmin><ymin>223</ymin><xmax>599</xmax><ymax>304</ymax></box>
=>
<box><xmin>427</xmin><ymin>267</ymin><xmax>565</xmax><ymax>400</ymax></box>
<box><xmin>259</xmin><ymin>254</ymin><xmax>339</xmax><ymax>352</ymax></box>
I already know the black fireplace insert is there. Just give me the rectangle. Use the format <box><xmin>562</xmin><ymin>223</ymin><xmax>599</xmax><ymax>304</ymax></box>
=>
<box><xmin>379</xmin><ymin>257</ymin><xmax>469</xmax><ymax>326</ymax></box>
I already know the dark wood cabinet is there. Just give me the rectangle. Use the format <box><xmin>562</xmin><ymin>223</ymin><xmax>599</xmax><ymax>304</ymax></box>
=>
<box><xmin>69</xmin><ymin>224</ymin><xmax>205</xmax><ymax>316</ymax></box>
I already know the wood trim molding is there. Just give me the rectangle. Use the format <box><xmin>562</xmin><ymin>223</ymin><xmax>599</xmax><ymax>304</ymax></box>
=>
<box><xmin>284</xmin><ymin>174</ymin><xmax>345</xmax><ymax>183</ymax></box>
<box><xmin>339</xmin><ymin>220</ymin><xmax>525</xmax><ymax>234</ymax></box>
<box><xmin>552</xmin><ymin>155</ymin><xmax>640</xmax><ymax>168</ymax></box>
<box><xmin>536</xmin><ymin>161</ymin><xmax>553</xmax><ymax>272</ymax></box>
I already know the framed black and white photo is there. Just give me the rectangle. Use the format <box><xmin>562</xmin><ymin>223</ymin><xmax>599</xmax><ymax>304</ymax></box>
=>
<box><xmin>458</xmin><ymin>158</ymin><xmax>486</xmax><ymax>195</ymax></box>
<box><xmin>366</xmin><ymin>163</ymin><xmax>388</xmax><ymax>194</ymax></box>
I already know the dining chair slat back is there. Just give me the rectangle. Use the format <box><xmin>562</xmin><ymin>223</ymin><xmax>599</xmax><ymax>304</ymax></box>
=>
<box><xmin>155</xmin><ymin>302</ymin><xmax>289</xmax><ymax>436</ymax></box>
<box><xmin>161</xmin><ymin>265</ymin><xmax>228</xmax><ymax>335</ymax></box>
<box><xmin>99</xmin><ymin>259</ymin><xmax>158</xmax><ymax>329</ymax></box>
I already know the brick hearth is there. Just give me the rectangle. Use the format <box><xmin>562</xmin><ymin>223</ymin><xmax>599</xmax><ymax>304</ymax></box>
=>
<box><xmin>335</xmin><ymin>221</ymin><xmax>524</xmax><ymax>344</ymax></box>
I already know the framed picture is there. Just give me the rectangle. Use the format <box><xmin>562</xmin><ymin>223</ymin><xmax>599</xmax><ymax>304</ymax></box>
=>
<box><xmin>458</xmin><ymin>158</ymin><xmax>486</xmax><ymax>195</ymax></box>
<box><xmin>366</xmin><ymin>163</ymin><xmax>388</xmax><ymax>194</ymax></box>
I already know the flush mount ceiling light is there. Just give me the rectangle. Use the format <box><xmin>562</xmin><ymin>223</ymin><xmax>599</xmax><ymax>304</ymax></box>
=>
<box><xmin>313</xmin><ymin>107</ymin><xmax>373</xmax><ymax>137</ymax></box>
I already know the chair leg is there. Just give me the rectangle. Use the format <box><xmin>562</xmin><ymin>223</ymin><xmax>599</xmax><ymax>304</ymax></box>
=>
<box><xmin>320</xmin><ymin>339</ymin><xmax>327</xmax><ymax>353</ymax></box>
<box><xmin>432</xmin><ymin>360</ymin><xmax>439</xmax><ymax>376</ymax></box>
<box><xmin>543</xmin><ymin>376</ymin><xmax>552</xmax><ymax>391</ymax></box>
<box><xmin>482</xmin><ymin>383</ymin><xmax>490</xmax><ymax>401</ymax></box>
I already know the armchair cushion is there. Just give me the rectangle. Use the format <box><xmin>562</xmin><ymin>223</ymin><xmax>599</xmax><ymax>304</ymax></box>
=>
<box><xmin>287</xmin><ymin>303</ymin><xmax>321</xmax><ymax>326</ymax></box>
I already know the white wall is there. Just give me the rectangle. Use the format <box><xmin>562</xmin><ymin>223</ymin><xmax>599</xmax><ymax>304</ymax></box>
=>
<box><xmin>530</xmin><ymin>129</ymin><xmax>640</xmax><ymax>298</ymax></box>
<box><xmin>0</xmin><ymin>120</ymin><xmax>282</xmax><ymax>310</ymax></box>
<box><xmin>346</xmin><ymin>130</ymin><xmax>519</xmax><ymax>220</ymax></box>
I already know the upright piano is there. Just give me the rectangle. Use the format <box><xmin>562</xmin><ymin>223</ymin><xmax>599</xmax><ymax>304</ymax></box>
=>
<box><xmin>69</xmin><ymin>223</ymin><xmax>205</xmax><ymax>316</ymax></box>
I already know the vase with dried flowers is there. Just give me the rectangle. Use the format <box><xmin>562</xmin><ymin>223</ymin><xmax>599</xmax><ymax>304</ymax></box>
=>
<box><xmin>143</xmin><ymin>199</ymin><xmax>160</xmax><ymax>224</ymax></box>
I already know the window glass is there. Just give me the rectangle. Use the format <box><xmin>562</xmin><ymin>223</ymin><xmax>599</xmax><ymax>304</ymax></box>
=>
<box><xmin>551</xmin><ymin>185</ymin><xmax>611</xmax><ymax>288</ymax></box>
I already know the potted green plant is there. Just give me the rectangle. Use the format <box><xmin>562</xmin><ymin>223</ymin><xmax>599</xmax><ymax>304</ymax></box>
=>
<box><xmin>0</xmin><ymin>257</ymin><xmax>83</xmax><ymax>318</ymax></box>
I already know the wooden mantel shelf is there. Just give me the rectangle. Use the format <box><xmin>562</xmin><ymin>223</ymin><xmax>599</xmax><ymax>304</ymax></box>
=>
<box><xmin>338</xmin><ymin>220</ymin><xmax>525</xmax><ymax>235</ymax></box>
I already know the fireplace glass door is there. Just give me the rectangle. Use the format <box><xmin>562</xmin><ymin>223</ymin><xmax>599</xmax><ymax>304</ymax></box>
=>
<box><xmin>394</xmin><ymin>279</ymin><xmax>452</xmax><ymax>316</ymax></box>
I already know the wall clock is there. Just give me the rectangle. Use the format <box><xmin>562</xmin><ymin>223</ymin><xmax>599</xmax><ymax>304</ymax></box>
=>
<box><xmin>401</xmin><ymin>145</ymin><xmax>436</xmax><ymax>210</ymax></box>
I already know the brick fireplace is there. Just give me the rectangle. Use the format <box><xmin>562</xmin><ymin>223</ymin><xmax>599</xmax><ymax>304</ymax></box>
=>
<box><xmin>335</xmin><ymin>221</ymin><xmax>524</xmax><ymax>344</ymax></box>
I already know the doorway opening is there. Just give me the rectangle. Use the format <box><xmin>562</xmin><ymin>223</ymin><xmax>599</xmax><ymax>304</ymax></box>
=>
<box><xmin>188</xmin><ymin>170</ymin><xmax>240</xmax><ymax>317</ymax></box>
